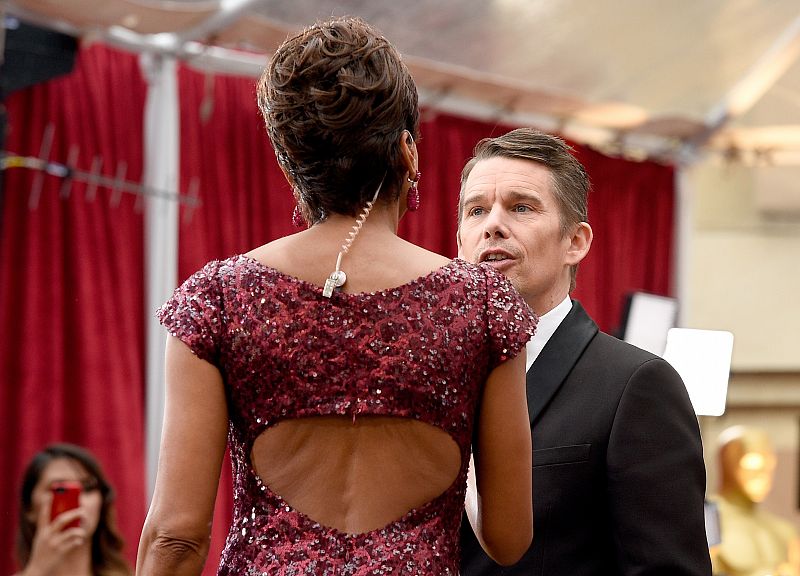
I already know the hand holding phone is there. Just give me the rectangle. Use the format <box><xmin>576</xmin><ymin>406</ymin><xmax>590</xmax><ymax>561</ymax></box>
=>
<box><xmin>50</xmin><ymin>480</ymin><xmax>82</xmax><ymax>529</ymax></box>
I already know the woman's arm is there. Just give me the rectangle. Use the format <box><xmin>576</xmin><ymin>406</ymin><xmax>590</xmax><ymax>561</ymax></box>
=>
<box><xmin>137</xmin><ymin>336</ymin><xmax>229</xmax><ymax>575</ymax></box>
<box><xmin>466</xmin><ymin>352</ymin><xmax>533</xmax><ymax>566</ymax></box>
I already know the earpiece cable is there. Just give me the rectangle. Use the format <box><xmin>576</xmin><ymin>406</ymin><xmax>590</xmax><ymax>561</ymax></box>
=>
<box><xmin>323</xmin><ymin>176</ymin><xmax>384</xmax><ymax>298</ymax></box>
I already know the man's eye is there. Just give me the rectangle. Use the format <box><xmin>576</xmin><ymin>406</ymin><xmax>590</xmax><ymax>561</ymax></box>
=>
<box><xmin>468</xmin><ymin>207</ymin><xmax>485</xmax><ymax>217</ymax></box>
<box><xmin>512</xmin><ymin>205</ymin><xmax>532</xmax><ymax>213</ymax></box>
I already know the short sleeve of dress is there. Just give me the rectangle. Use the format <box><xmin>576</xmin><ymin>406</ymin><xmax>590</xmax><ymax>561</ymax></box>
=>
<box><xmin>156</xmin><ymin>260</ymin><xmax>224</xmax><ymax>363</ymax></box>
<box><xmin>481</xmin><ymin>263</ymin><xmax>538</xmax><ymax>370</ymax></box>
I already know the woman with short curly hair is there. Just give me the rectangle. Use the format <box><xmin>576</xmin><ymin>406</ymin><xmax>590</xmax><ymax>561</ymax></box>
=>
<box><xmin>137</xmin><ymin>16</ymin><xmax>535</xmax><ymax>575</ymax></box>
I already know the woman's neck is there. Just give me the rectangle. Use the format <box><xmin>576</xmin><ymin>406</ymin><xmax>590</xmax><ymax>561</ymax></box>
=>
<box><xmin>317</xmin><ymin>199</ymin><xmax>402</xmax><ymax>234</ymax></box>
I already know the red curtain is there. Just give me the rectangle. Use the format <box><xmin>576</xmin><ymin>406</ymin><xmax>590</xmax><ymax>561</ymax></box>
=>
<box><xmin>0</xmin><ymin>44</ymin><xmax>147</xmax><ymax>573</ymax></box>
<box><xmin>574</xmin><ymin>147</ymin><xmax>675</xmax><ymax>332</ymax></box>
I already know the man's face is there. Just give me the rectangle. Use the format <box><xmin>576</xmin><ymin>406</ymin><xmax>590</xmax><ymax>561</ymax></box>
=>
<box><xmin>457</xmin><ymin>156</ymin><xmax>574</xmax><ymax>314</ymax></box>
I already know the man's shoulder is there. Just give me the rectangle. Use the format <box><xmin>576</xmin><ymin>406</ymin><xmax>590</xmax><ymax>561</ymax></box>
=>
<box><xmin>577</xmin><ymin>334</ymin><xmax>690</xmax><ymax>410</ymax></box>
<box><xmin>555</xmin><ymin>301</ymin><xmax>676</xmax><ymax>379</ymax></box>
<box><xmin>592</xmin><ymin>329</ymin><xmax>660</xmax><ymax>361</ymax></box>
<box><xmin>574</xmin><ymin>323</ymin><xmax>676</xmax><ymax>378</ymax></box>
<box><xmin>564</xmin><ymin>303</ymin><xmax>658</xmax><ymax>361</ymax></box>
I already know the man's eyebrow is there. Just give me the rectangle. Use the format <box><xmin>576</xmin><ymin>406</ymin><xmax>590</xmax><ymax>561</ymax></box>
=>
<box><xmin>462</xmin><ymin>190</ymin><xmax>488</xmax><ymax>206</ymax></box>
<box><xmin>504</xmin><ymin>188</ymin><xmax>543</xmax><ymax>203</ymax></box>
<box><xmin>463</xmin><ymin>188</ymin><xmax>543</xmax><ymax>205</ymax></box>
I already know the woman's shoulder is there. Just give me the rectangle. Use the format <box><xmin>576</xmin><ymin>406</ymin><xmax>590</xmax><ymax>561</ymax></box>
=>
<box><xmin>183</xmin><ymin>252</ymin><xmax>279</xmax><ymax>282</ymax></box>
<box><xmin>243</xmin><ymin>236</ymin><xmax>295</xmax><ymax>266</ymax></box>
<box><xmin>163</xmin><ymin>255</ymin><xmax>265</xmax><ymax>315</ymax></box>
<box><xmin>392</xmin><ymin>238</ymin><xmax>450</xmax><ymax>270</ymax></box>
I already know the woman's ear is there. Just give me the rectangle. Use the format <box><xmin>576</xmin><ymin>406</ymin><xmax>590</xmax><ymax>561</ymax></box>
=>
<box><xmin>277</xmin><ymin>162</ymin><xmax>295</xmax><ymax>188</ymax></box>
<box><xmin>399</xmin><ymin>130</ymin><xmax>418</xmax><ymax>177</ymax></box>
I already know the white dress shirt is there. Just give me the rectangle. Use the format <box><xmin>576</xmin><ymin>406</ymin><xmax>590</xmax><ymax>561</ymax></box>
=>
<box><xmin>525</xmin><ymin>295</ymin><xmax>573</xmax><ymax>372</ymax></box>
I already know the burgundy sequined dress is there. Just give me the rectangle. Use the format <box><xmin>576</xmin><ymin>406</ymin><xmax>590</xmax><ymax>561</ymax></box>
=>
<box><xmin>158</xmin><ymin>255</ymin><xmax>536</xmax><ymax>576</ymax></box>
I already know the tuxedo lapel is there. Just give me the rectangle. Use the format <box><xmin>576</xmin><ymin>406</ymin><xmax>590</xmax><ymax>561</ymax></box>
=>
<box><xmin>526</xmin><ymin>301</ymin><xmax>598</xmax><ymax>424</ymax></box>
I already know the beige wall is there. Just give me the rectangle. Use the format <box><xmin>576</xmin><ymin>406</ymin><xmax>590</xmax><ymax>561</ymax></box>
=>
<box><xmin>682</xmin><ymin>161</ymin><xmax>800</xmax><ymax>371</ymax></box>
<box><xmin>684</xmin><ymin>160</ymin><xmax>800</xmax><ymax>531</ymax></box>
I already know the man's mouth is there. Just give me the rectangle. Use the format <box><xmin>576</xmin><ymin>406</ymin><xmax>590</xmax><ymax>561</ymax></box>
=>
<box><xmin>484</xmin><ymin>253</ymin><xmax>510</xmax><ymax>262</ymax></box>
<box><xmin>478</xmin><ymin>249</ymin><xmax>515</xmax><ymax>264</ymax></box>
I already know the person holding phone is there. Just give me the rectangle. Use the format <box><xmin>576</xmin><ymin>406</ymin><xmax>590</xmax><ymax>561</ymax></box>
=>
<box><xmin>15</xmin><ymin>443</ymin><xmax>131</xmax><ymax>576</ymax></box>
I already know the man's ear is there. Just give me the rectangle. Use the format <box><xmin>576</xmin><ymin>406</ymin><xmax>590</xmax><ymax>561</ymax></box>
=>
<box><xmin>565</xmin><ymin>222</ymin><xmax>592</xmax><ymax>266</ymax></box>
<box><xmin>456</xmin><ymin>227</ymin><xmax>464</xmax><ymax>259</ymax></box>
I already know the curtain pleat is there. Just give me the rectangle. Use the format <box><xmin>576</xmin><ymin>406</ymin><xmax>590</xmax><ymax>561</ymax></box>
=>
<box><xmin>0</xmin><ymin>44</ymin><xmax>147</xmax><ymax>573</ymax></box>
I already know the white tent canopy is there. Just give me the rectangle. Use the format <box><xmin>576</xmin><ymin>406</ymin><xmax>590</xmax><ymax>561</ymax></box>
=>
<box><xmin>7</xmin><ymin>0</ymin><xmax>800</xmax><ymax>165</ymax></box>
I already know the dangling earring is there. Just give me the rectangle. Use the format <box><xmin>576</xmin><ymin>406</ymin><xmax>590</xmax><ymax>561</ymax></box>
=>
<box><xmin>407</xmin><ymin>170</ymin><xmax>421</xmax><ymax>212</ymax></box>
<box><xmin>292</xmin><ymin>205</ymin><xmax>305</xmax><ymax>228</ymax></box>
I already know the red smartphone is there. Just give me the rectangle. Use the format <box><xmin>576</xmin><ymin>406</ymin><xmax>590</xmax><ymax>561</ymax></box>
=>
<box><xmin>50</xmin><ymin>481</ymin><xmax>82</xmax><ymax>529</ymax></box>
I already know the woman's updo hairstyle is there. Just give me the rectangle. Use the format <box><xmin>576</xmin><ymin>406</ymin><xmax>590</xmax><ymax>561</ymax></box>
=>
<box><xmin>258</xmin><ymin>17</ymin><xmax>420</xmax><ymax>224</ymax></box>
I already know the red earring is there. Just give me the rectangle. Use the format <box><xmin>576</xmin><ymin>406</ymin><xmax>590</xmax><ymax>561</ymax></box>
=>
<box><xmin>407</xmin><ymin>170</ymin><xmax>421</xmax><ymax>212</ymax></box>
<box><xmin>292</xmin><ymin>205</ymin><xmax>305</xmax><ymax>228</ymax></box>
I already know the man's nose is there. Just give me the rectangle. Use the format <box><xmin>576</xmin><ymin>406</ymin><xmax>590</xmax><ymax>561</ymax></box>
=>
<box><xmin>482</xmin><ymin>206</ymin><xmax>509</xmax><ymax>239</ymax></box>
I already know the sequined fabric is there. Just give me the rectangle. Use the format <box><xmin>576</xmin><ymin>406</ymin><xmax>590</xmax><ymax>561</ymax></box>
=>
<box><xmin>158</xmin><ymin>255</ymin><xmax>536</xmax><ymax>575</ymax></box>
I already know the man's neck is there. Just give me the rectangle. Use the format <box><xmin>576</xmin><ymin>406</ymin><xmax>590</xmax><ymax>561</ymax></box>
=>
<box><xmin>528</xmin><ymin>283</ymin><xmax>571</xmax><ymax>317</ymax></box>
<box><xmin>525</xmin><ymin>295</ymin><xmax>572</xmax><ymax>370</ymax></box>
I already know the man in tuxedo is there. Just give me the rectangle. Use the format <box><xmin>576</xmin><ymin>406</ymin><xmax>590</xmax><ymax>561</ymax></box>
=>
<box><xmin>458</xmin><ymin>128</ymin><xmax>711</xmax><ymax>576</ymax></box>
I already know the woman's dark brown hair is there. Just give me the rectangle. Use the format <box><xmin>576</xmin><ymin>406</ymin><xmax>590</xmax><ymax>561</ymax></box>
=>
<box><xmin>16</xmin><ymin>443</ymin><xmax>132</xmax><ymax>576</ymax></box>
<box><xmin>258</xmin><ymin>16</ymin><xmax>420</xmax><ymax>224</ymax></box>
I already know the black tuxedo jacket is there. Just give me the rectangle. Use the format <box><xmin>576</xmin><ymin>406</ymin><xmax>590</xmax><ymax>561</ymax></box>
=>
<box><xmin>461</xmin><ymin>301</ymin><xmax>712</xmax><ymax>576</ymax></box>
